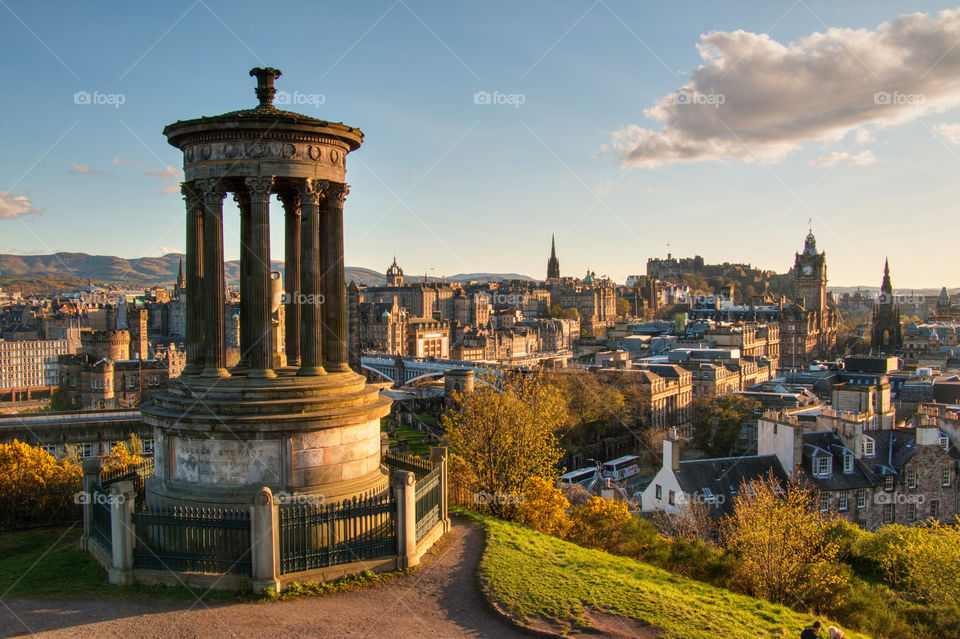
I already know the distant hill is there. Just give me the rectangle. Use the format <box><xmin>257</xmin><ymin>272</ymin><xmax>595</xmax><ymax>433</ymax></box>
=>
<box><xmin>0</xmin><ymin>253</ymin><xmax>534</xmax><ymax>292</ymax></box>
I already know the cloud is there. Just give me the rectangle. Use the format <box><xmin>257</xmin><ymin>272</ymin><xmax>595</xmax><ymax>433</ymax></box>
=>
<box><xmin>933</xmin><ymin>122</ymin><xmax>960</xmax><ymax>144</ymax></box>
<box><xmin>161</xmin><ymin>183</ymin><xmax>181</xmax><ymax>194</ymax></box>
<box><xmin>809</xmin><ymin>150</ymin><xmax>877</xmax><ymax>167</ymax></box>
<box><xmin>158</xmin><ymin>246</ymin><xmax>181</xmax><ymax>255</ymax></box>
<box><xmin>144</xmin><ymin>165</ymin><xmax>184</xmax><ymax>180</ymax></box>
<box><xmin>609</xmin><ymin>8</ymin><xmax>960</xmax><ymax>168</ymax></box>
<box><xmin>0</xmin><ymin>191</ymin><xmax>44</xmax><ymax>219</ymax></box>
<box><xmin>112</xmin><ymin>156</ymin><xmax>147</xmax><ymax>167</ymax></box>
<box><xmin>68</xmin><ymin>162</ymin><xmax>111</xmax><ymax>176</ymax></box>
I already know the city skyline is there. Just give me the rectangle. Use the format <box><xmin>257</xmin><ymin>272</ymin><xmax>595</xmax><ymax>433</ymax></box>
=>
<box><xmin>2</xmin><ymin>1</ymin><xmax>960</xmax><ymax>287</ymax></box>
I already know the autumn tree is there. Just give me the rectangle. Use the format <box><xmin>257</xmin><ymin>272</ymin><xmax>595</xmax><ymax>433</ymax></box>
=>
<box><xmin>864</xmin><ymin>519</ymin><xmax>960</xmax><ymax>605</ymax></box>
<box><xmin>515</xmin><ymin>476</ymin><xmax>571</xmax><ymax>537</ymax></box>
<box><xmin>721</xmin><ymin>474</ymin><xmax>848</xmax><ymax>610</ymax></box>
<box><xmin>0</xmin><ymin>440</ymin><xmax>81</xmax><ymax>529</ymax></box>
<box><xmin>442</xmin><ymin>372</ymin><xmax>568</xmax><ymax>517</ymax></box>
<box><xmin>102</xmin><ymin>434</ymin><xmax>145</xmax><ymax>471</ymax></box>
<box><xmin>692</xmin><ymin>394</ymin><xmax>759</xmax><ymax>457</ymax></box>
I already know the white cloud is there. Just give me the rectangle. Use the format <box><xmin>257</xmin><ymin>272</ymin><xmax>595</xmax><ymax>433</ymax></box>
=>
<box><xmin>158</xmin><ymin>246</ymin><xmax>181</xmax><ymax>255</ymax></box>
<box><xmin>144</xmin><ymin>165</ymin><xmax>184</xmax><ymax>180</ymax></box>
<box><xmin>809</xmin><ymin>150</ymin><xmax>877</xmax><ymax>167</ymax></box>
<box><xmin>933</xmin><ymin>122</ymin><xmax>960</xmax><ymax>144</ymax></box>
<box><xmin>68</xmin><ymin>162</ymin><xmax>111</xmax><ymax>176</ymax></box>
<box><xmin>0</xmin><ymin>191</ymin><xmax>44</xmax><ymax>219</ymax></box>
<box><xmin>113</xmin><ymin>156</ymin><xmax>146</xmax><ymax>167</ymax></box>
<box><xmin>161</xmin><ymin>183</ymin><xmax>181</xmax><ymax>194</ymax></box>
<box><xmin>609</xmin><ymin>8</ymin><xmax>960</xmax><ymax>168</ymax></box>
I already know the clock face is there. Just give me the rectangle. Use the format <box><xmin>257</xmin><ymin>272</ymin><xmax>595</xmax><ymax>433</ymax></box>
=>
<box><xmin>802</xmin><ymin>265</ymin><xmax>813</xmax><ymax>276</ymax></box>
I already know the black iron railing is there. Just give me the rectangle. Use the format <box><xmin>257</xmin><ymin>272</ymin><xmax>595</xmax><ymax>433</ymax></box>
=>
<box><xmin>383</xmin><ymin>451</ymin><xmax>432</xmax><ymax>478</ymax></box>
<box><xmin>90</xmin><ymin>480</ymin><xmax>112</xmax><ymax>554</ymax></box>
<box><xmin>415</xmin><ymin>466</ymin><xmax>441</xmax><ymax>542</ymax></box>
<box><xmin>279</xmin><ymin>489</ymin><xmax>396</xmax><ymax>575</ymax></box>
<box><xmin>132</xmin><ymin>505</ymin><xmax>251</xmax><ymax>576</ymax></box>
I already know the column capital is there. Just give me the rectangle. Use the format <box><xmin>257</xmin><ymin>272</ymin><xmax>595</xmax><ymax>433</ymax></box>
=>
<box><xmin>196</xmin><ymin>178</ymin><xmax>226</xmax><ymax>204</ymax></box>
<box><xmin>326</xmin><ymin>182</ymin><xmax>349</xmax><ymax>206</ymax></box>
<box><xmin>298</xmin><ymin>178</ymin><xmax>327</xmax><ymax>206</ymax></box>
<box><xmin>278</xmin><ymin>189</ymin><xmax>301</xmax><ymax>215</ymax></box>
<box><xmin>233</xmin><ymin>190</ymin><xmax>251</xmax><ymax>210</ymax></box>
<box><xmin>245</xmin><ymin>175</ymin><xmax>274</xmax><ymax>197</ymax></box>
<box><xmin>180</xmin><ymin>182</ymin><xmax>201</xmax><ymax>206</ymax></box>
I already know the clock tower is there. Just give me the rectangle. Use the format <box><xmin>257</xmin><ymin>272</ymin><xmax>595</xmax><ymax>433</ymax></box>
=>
<box><xmin>794</xmin><ymin>230</ymin><xmax>827</xmax><ymax>318</ymax></box>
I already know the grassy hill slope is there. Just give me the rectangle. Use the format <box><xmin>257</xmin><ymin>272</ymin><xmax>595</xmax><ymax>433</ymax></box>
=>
<box><xmin>474</xmin><ymin>513</ymin><xmax>870</xmax><ymax>639</ymax></box>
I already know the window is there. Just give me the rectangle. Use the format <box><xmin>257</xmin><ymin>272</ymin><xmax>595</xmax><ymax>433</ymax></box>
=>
<box><xmin>940</xmin><ymin>436</ymin><xmax>950</xmax><ymax>452</ymax></box>
<box><xmin>143</xmin><ymin>439</ymin><xmax>154</xmax><ymax>455</ymax></box>
<box><xmin>906</xmin><ymin>468</ymin><xmax>917</xmax><ymax>489</ymax></box>
<box><xmin>668</xmin><ymin>490</ymin><xmax>675</xmax><ymax>506</ymax></box>
<box><xmin>837</xmin><ymin>491</ymin><xmax>849</xmax><ymax>511</ymax></box>
<box><xmin>79</xmin><ymin>443</ymin><xmax>94</xmax><ymax>458</ymax></box>
<box><xmin>930</xmin><ymin>500</ymin><xmax>940</xmax><ymax>519</ymax></box>
<box><xmin>655</xmin><ymin>484</ymin><xmax>662</xmax><ymax>500</ymax></box>
<box><xmin>128</xmin><ymin>377</ymin><xmax>136</xmax><ymax>389</ymax></box>
<box><xmin>819</xmin><ymin>493</ymin><xmax>830</xmax><ymax>512</ymax></box>
<box><xmin>843</xmin><ymin>453</ymin><xmax>854</xmax><ymax>474</ymax></box>
<box><xmin>813</xmin><ymin>456</ymin><xmax>831</xmax><ymax>477</ymax></box>
<box><xmin>942</xmin><ymin>467</ymin><xmax>952</xmax><ymax>487</ymax></box>
<box><xmin>906</xmin><ymin>503</ymin><xmax>916</xmax><ymax>522</ymax></box>
<box><xmin>862</xmin><ymin>436</ymin><xmax>875</xmax><ymax>457</ymax></box>
<box><xmin>41</xmin><ymin>444</ymin><xmax>57</xmax><ymax>457</ymax></box>
<box><xmin>857</xmin><ymin>490</ymin><xmax>867</xmax><ymax>509</ymax></box>
<box><xmin>883</xmin><ymin>475</ymin><xmax>895</xmax><ymax>491</ymax></box>
<box><xmin>882</xmin><ymin>503</ymin><xmax>894</xmax><ymax>524</ymax></box>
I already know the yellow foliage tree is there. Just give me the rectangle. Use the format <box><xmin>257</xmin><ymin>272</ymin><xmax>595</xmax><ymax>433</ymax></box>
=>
<box><xmin>515</xmin><ymin>476</ymin><xmax>571</xmax><ymax>537</ymax></box>
<box><xmin>102</xmin><ymin>434</ymin><xmax>144</xmax><ymax>471</ymax></box>
<box><xmin>721</xmin><ymin>474</ymin><xmax>848</xmax><ymax>610</ymax></box>
<box><xmin>0</xmin><ymin>440</ymin><xmax>81</xmax><ymax>529</ymax></box>
<box><xmin>442</xmin><ymin>372</ymin><xmax>568</xmax><ymax>517</ymax></box>
<box><xmin>868</xmin><ymin>518</ymin><xmax>960</xmax><ymax>605</ymax></box>
<box><xmin>568</xmin><ymin>496</ymin><xmax>632</xmax><ymax>551</ymax></box>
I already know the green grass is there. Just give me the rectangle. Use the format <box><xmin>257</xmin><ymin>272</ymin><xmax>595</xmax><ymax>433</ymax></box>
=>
<box><xmin>469</xmin><ymin>512</ymin><xmax>872</xmax><ymax>639</ymax></box>
<box><xmin>381</xmin><ymin>422</ymin><xmax>432</xmax><ymax>456</ymax></box>
<box><xmin>0</xmin><ymin>526</ymin><xmax>246</xmax><ymax>601</ymax></box>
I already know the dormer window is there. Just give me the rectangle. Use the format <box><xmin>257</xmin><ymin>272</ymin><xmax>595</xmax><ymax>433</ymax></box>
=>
<box><xmin>813</xmin><ymin>456</ymin><xmax>832</xmax><ymax>477</ymax></box>
<box><xmin>862</xmin><ymin>436</ymin><xmax>875</xmax><ymax>458</ymax></box>
<box><xmin>843</xmin><ymin>453</ymin><xmax>854</xmax><ymax>474</ymax></box>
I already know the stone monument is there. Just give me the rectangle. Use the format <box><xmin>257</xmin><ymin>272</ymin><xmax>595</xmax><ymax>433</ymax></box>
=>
<box><xmin>142</xmin><ymin>68</ymin><xmax>391</xmax><ymax>508</ymax></box>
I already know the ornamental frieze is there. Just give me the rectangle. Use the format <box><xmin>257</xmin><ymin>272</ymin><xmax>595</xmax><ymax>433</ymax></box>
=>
<box><xmin>183</xmin><ymin>141</ymin><xmax>347</xmax><ymax>166</ymax></box>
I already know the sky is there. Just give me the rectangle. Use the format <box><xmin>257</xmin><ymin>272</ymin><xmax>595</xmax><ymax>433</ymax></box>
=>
<box><xmin>1</xmin><ymin>0</ymin><xmax>959</xmax><ymax>288</ymax></box>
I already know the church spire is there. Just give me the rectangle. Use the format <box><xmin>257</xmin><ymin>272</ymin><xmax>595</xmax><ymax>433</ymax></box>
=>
<box><xmin>176</xmin><ymin>258</ymin><xmax>184</xmax><ymax>289</ymax></box>
<box><xmin>546</xmin><ymin>234</ymin><xmax>560</xmax><ymax>281</ymax></box>
<box><xmin>881</xmin><ymin>257</ymin><xmax>892</xmax><ymax>294</ymax></box>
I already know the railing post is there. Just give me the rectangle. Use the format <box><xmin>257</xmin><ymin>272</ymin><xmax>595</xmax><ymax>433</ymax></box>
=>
<box><xmin>80</xmin><ymin>456</ymin><xmax>101</xmax><ymax>551</ymax></box>
<box><xmin>108</xmin><ymin>480</ymin><xmax>136</xmax><ymax>586</ymax></box>
<box><xmin>250</xmin><ymin>487</ymin><xmax>280</xmax><ymax>593</ymax></box>
<box><xmin>430</xmin><ymin>446</ymin><xmax>450</xmax><ymax>533</ymax></box>
<box><xmin>394</xmin><ymin>470</ymin><xmax>417</xmax><ymax>569</ymax></box>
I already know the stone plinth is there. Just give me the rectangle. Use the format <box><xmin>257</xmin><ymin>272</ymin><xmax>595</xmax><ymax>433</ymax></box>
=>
<box><xmin>142</xmin><ymin>368</ymin><xmax>391</xmax><ymax>508</ymax></box>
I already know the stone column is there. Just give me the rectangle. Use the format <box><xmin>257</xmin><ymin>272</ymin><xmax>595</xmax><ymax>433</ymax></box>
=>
<box><xmin>245</xmin><ymin>176</ymin><xmax>275</xmax><ymax>378</ymax></box>
<box><xmin>279</xmin><ymin>190</ymin><xmax>301</xmax><ymax>368</ymax></box>
<box><xmin>108</xmin><ymin>480</ymin><xmax>136</xmax><ymax>586</ymax></box>
<box><xmin>394</xmin><ymin>470</ymin><xmax>417</xmax><ymax>569</ymax></box>
<box><xmin>322</xmin><ymin>183</ymin><xmax>349</xmax><ymax>372</ymax></box>
<box><xmin>80</xmin><ymin>456</ymin><xmax>101</xmax><ymax>551</ymax></box>
<box><xmin>250</xmin><ymin>487</ymin><xmax>280</xmax><ymax>593</ymax></box>
<box><xmin>297</xmin><ymin>179</ymin><xmax>326</xmax><ymax>376</ymax></box>
<box><xmin>234</xmin><ymin>190</ymin><xmax>252</xmax><ymax>370</ymax></box>
<box><xmin>198</xmin><ymin>178</ymin><xmax>229</xmax><ymax>377</ymax></box>
<box><xmin>430</xmin><ymin>446</ymin><xmax>450</xmax><ymax>533</ymax></box>
<box><xmin>182</xmin><ymin>182</ymin><xmax>204</xmax><ymax>375</ymax></box>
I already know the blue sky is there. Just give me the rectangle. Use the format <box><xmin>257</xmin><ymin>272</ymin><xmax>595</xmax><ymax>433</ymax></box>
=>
<box><xmin>1</xmin><ymin>1</ymin><xmax>959</xmax><ymax>287</ymax></box>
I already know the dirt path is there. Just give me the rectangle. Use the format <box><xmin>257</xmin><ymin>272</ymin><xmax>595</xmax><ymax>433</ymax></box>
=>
<box><xmin>1</xmin><ymin>519</ymin><xmax>526</xmax><ymax>639</ymax></box>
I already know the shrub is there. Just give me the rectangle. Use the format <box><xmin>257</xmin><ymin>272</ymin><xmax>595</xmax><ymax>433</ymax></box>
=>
<box><xmin>514</xmin><ymin>477</ymin><xmax>571</xmax><ymax>537</ymax></box>
<box><xmin>567</xmin><ymin>496</ymin><xmax>632</xmax><ymax>552</ymax></box>
<box><xmin>0</xmin><ymin>440</ymin><xmax>81</xmax><ymax>530</ymax></box>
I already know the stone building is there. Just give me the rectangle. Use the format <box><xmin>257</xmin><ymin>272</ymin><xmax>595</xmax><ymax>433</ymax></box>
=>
<box><xmin>0</xmin><ymin>337</ymin><xmax>75</xmax><ymax>400</ymax></box>
<box><xmin>358</xmin><ymin>296</ymin><xmax>407</xmax><ymax>355</ymax></box>
<box><xmin>871</xmin><ymin>259</ymin><xmax>903</xmax><ymax>353</ymax></box>
<box><xmin>601</xmin><ymin>365</ymin><xmax>693</xmax><ymax>435</ymax></box>
<box><xmin>406</xmin><ymin>317</ymin><xmax>450</xmax><ymax>358</ymax></box>
<box><xmin>780</xmin><ymin>231</ymin><xmax>838</xmax><ymax>369</ymax></box>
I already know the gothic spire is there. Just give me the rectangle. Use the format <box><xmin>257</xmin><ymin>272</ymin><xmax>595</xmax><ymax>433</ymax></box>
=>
<box><xmin>881</xmin><ymin>257</ymin><xmax>892</xmax><ymax>294</ymax></box>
